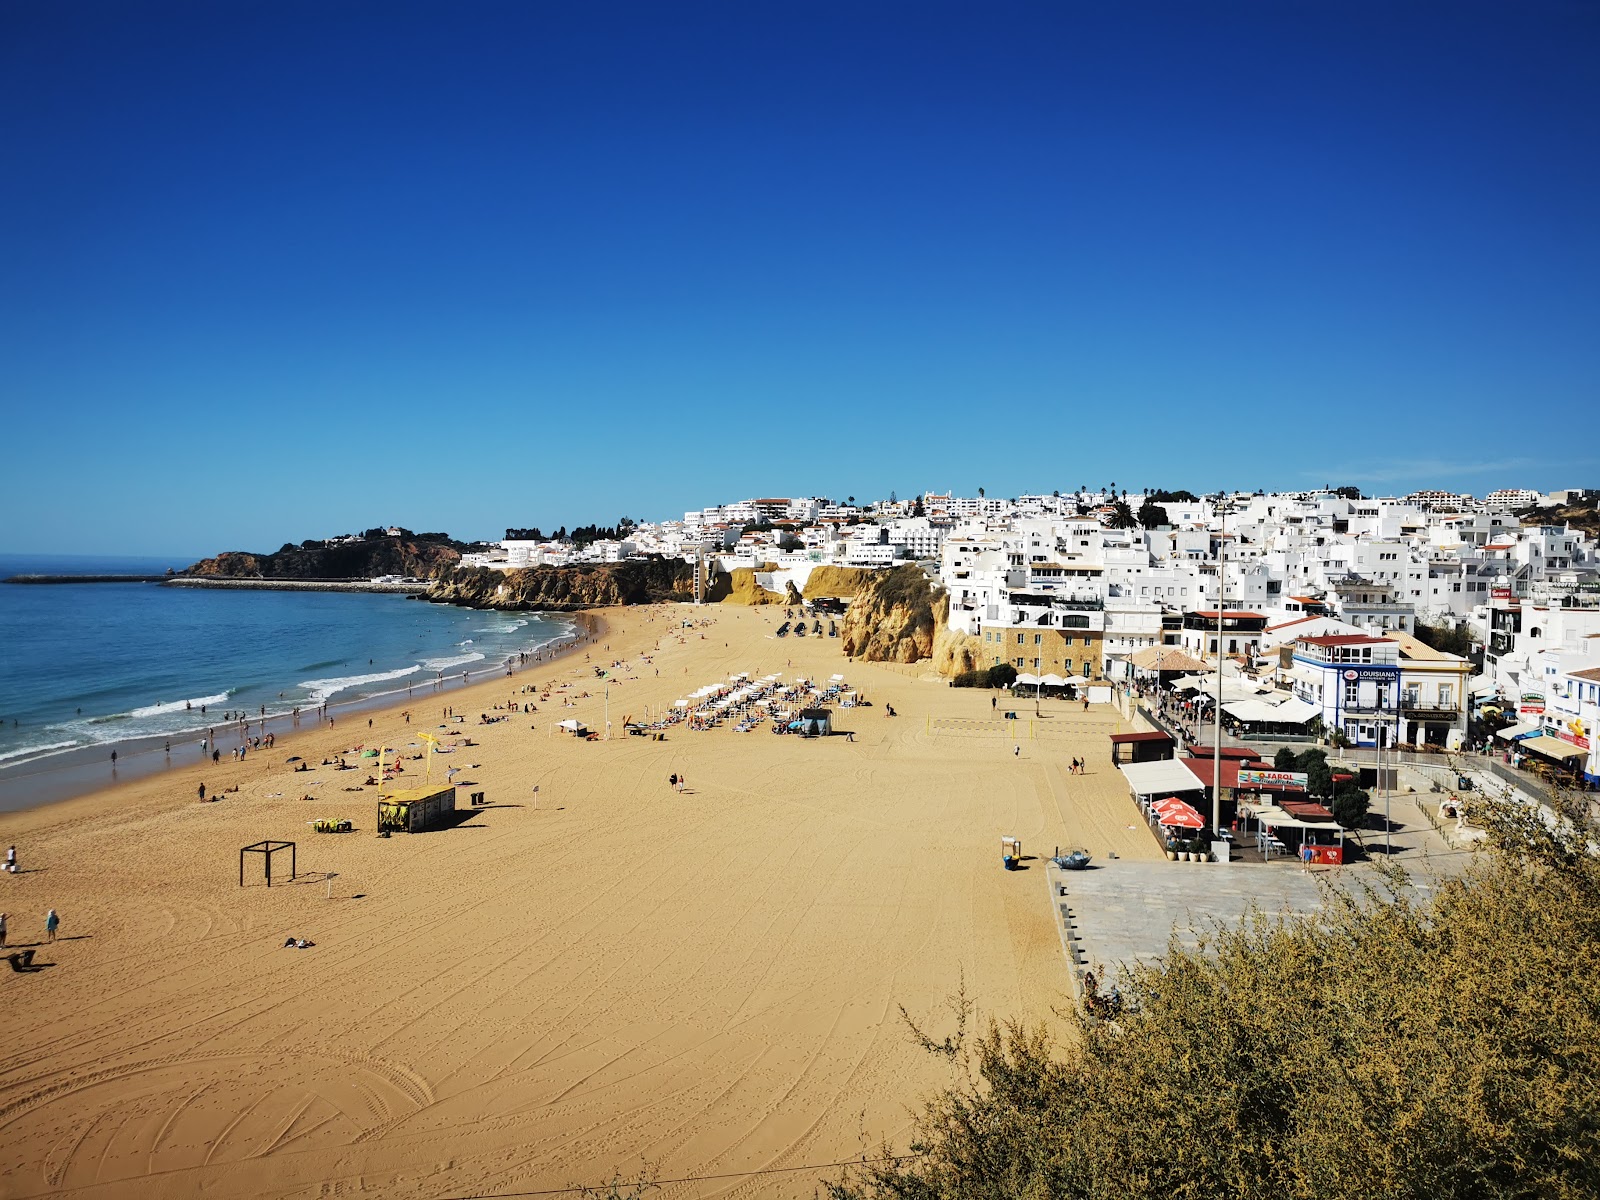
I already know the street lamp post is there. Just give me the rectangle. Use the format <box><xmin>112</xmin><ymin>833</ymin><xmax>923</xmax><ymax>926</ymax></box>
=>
<box><xmin>1213</xmin><ymin>500</ymin><xmax>1226</xmax><ymax>836</ymax></box>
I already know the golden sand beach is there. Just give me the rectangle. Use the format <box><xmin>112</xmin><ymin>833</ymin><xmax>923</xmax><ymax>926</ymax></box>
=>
<box><xmin>0</xmin><ymin>603</ymin><xmax>1157</xmax><ymax>1198</ymax></box>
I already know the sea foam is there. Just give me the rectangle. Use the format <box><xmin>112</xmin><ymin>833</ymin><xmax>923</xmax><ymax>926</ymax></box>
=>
<box><xmin>128</xmin><ymin>692</ymin><xmax>232</xmax><ymax>719</ymax></box>
<box><xmin>420</xmin><ymin>652</ymin><xmax>485</xmax><ymax>671</ymax></box>
<box><xmin>299</xmin><ymin>666</ymin><xmax>422</xmax><ymax>705</ymax></box>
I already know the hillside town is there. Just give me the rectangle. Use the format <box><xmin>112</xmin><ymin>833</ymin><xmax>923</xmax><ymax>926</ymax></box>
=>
<box><xmin>459</xmin><ymin>485</ymin><xmax>1600</xmax><ymax>784</ymax></box>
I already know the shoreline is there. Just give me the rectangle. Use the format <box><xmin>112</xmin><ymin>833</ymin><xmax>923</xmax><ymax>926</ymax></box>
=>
<box><xmin>0</xmin><ymin>610</ymin><xmax>606</xmax><ymax>815</ymax></box>
<box><xmin>0</xmin><ymin>601</ymin><xmax>1147</xmax><ymax>1196</ymax></box>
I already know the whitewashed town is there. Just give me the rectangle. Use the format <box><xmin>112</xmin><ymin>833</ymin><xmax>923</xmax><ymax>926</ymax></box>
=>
<box><xmin>457</xmin><ymin>484</ymin><xmax>1600</xmax><ymax>785</ymax></box>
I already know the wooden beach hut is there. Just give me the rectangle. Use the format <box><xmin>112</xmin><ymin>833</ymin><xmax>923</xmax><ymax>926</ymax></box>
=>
<box><xmin>377</xmin><ymin>785</ymin><xmax>456</xmax><ymax>834</ymax></box>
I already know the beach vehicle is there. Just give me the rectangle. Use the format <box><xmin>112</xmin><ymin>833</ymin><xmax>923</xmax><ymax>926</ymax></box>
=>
<box><xmin>1052</xmin><ymin>848</ymin><xmax>1093</xmax><ymax>870</ymax></box>
<box><xmin>776</xmin><ymin>622</ymin><xmax>790</xmax><ymax>636</ymax></box>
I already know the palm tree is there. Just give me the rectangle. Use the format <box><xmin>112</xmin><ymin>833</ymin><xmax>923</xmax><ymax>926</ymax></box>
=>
<box><xmin>978</xmin><ymin>486</ymin><xmax>985</xmax><ymax>498</ymax></box>
<box><xmin>846</xmin><ymin>496</ymin><xmax>855</xmax><ymax>507</ymax></box>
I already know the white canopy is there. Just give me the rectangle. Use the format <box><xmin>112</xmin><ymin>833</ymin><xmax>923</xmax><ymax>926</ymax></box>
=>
<box><xmin>1118</xmin><ymin>759</ymin><xmax>1206</xmax><ymax>796</ymax></box>
<box><xmin>1495</xmin><ymin>721</ymin><xmax>1541</xmax><ymax>741</ymax></box>
<box><xmin>1220</xmin><ymin>695</ymin><xmax>1316</xmax><ymax>723</ymax></box>
<box><xmin>1062</xmin><ymin>674</ymin><xmax>1090</xmax><ymax>685</ymax></box>
<box><xmin>1014</xmin><ymin>673</ymin><xmax>1041</xmax><ymax>687</ymax></box>
<box><xmin>1039</xmin><ymin>673</ymin><xmax>1068</xmax><ymax>687</ymax></box>
<box><xmin>556</xmin><ymin>719</ymin><xmax>587</xmax><ymax>732</ymax></box>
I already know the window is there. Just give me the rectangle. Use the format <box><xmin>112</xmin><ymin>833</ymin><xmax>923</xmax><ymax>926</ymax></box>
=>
<box><xmin>1083</xmin><ymin>662</ymin><xmax>1093</xmax><ymax>678</ymax></box>
<box><xmin>1016</xmin><ymin>633</ymin><xmax>1024</xmax><ymax>645</ymax></box>
<box><xmin>1438</xmin><ymin>684</ymin><xmax>1453</xmax><ymax>706</ymax></box>
<box><xmin>1345</xmin><ymin>680</ymin><xmax>1360</xmax><ymax>706</ymax></box>
<box><xmin>1033</xmin><ymin>633</ymin><xmax>1042</xmax><ymax>645</ymax></box>
<box><xmin>1063</xmin><ymin>635</ymin><xmax>1073</xmax><ymax>646</ymax></box>
<box><xmin>1014</xmin><ymin>657</ymin><xmax>1024</xmax><ymax>668</ymax></box>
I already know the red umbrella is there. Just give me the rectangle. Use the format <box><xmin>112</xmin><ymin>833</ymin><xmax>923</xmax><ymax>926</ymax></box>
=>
<box><xmin>1151</xmin><ymin>796</ymin><xmax>1192</xmax><ymax>815</ymax></box>
<box><xmin>1159</xmin><ymin>807</ymin><xmax>1206</xmax><ymax>829</ymax></box>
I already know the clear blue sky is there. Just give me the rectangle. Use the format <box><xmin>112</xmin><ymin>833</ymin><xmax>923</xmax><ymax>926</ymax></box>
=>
<box><xmin>3</xmin><ymin>1</ymin><xmax>1596</xmax><ymax>555</ymax></box>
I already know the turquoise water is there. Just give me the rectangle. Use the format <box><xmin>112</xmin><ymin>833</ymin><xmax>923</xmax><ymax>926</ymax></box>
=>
<box><xmin>0</xmin><ymin>555</ymin><xmax>571</xmax><ymax>772</ymax></box>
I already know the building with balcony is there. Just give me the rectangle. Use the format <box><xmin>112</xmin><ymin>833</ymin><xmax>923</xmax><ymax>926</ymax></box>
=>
<box><xmin>1290</xmin><ymin>634</ymin><xmax>1402</xmax><ymax>748</ymax></box>
<box><xmin>1176</xmin><ymin>611</ymin><xmax>1269</xmax><ymax>660</ymax></box>
<box><xmin>1382</xmin><ymin>630</ymin><xmax>1471</xmax><ymax>749</ymax></box>
<box><xmin>977</xmin><ymin>592</ymin><xmax>1106</xmax><ymax>681</ymax></box>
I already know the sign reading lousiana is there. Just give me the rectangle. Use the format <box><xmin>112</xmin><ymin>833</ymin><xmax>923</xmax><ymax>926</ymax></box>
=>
<box><xmin>1237</xmin><ymin>769</ymin><xmax>1309</xmax><ymax>788</ymax></box>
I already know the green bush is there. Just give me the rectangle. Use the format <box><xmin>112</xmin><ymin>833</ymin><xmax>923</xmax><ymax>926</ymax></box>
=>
<box><xmin>829</xmin><ymin>799</ymin><xmax>1600</xmax><ymax>1200</ymax></box>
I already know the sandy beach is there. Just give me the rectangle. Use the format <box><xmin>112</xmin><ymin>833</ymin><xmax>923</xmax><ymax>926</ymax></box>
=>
<box><xmin>0</xmin><ymin>603</ymin><xmax>1156</xmax><ymax>1198</ymax></box>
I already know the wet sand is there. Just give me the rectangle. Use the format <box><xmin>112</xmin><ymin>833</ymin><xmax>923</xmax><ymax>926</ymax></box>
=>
<box><xmin>0</xmin><ymin>603</ymin><xmax>1156</xmax><ymax>1198</ymax></box>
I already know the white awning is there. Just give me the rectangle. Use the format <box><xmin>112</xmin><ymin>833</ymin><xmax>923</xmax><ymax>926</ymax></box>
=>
<box><xmin>1119</xmin><ymin>759</ymin><xmax>1206</xmax><ymax>796</ymax></box>
<box><xmin>1495</xmin><ymin>722</ymin><xmax>1541</xmax><ymax>741</ymax></box>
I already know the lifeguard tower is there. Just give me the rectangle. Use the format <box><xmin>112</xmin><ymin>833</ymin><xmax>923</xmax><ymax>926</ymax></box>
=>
<box><xmin>377</xmin><ymin>785</ymin><xmax>456</xmax><ymax>834</ymax></box>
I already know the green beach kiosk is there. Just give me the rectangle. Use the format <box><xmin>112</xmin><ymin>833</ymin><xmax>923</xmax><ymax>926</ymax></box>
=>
<box><xmin>377</xmin><ymin>784</ymin><xmax>456</xmax><ymax>834</ymax></box>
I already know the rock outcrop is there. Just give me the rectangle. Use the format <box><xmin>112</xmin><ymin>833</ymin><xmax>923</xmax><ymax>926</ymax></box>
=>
<box><xmin>932</xmin><ymin>623</ymin><xmax>988</xmax><ymax>677</ymax></box>
<box><xmin>706</xmin><ymin>566</ymin><xmax>784</xmax><ymax>605</ymax></box>
<box><xmin>801</xmin><ymin>565</ymin><xmax>873</xmax><ymax>600</ymax></box>
<box><xmin>185</xmin><ymin>537</ymin><xmax>463</xmax><ymax>581</ymax></box>
<box><xmin>839</xmin><ymin>565</ymin><xmax>944</xmax><ymax>664</ymax></box>
<box><xmin>427</xmin><ymin>559</ymin><xmax>694</xmax><ymax>611</ymax></box>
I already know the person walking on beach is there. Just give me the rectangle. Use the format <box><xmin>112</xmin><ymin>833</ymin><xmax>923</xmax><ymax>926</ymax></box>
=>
<box><xmin>45</xmin><ymin>908</ymin><xmax>59</xmax><ymax>943</ymax></box>
<box><xmin>198</xmin><ymin>782</ymin><xmax>206</xmax><ymax>801</ymax></box>
<box><xmin>5</xmin><ymin>845</ymin><xmax>16</xmax><ymax>873</ymax></box>
<box><xmin>0</xmin><ymin>912</ymin><xmax>7</xmax><ymax>948</ymax></box>
<box><xmin>110</xmin><ymin>750</ymin><xmax>117</xmax><ymax>769</ymax></box>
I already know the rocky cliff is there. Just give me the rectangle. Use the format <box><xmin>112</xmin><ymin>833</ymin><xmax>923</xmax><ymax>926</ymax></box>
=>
<box><xmin>801</xmin><ymin>565</ymin><xmax>873</xmax><ymax>599</ymax></box>
<box><xmin>839</xmin><ymin>565</ymin><xmax>945</xmax><ymax>664</ymax></box>
<box><xmin>185</xmin><ymin>537</ymin><xmax>463</xmax><ymax>581</ymax></box>
<box><xmin>705</xmin><ymin>566</ymin><xmax>783</xmax><ymax>605</ymax></box>
<box><xmin>427</xmin><ymin>559</ymin><xmax>694</xmax><ymax>610</ymax></box>
<box><xmin>932</xmin><ymin>622</ymin><xmax>988</xmax><ymax>677</ymax></box>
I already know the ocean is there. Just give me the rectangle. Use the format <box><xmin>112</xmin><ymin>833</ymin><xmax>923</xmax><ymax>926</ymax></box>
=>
<box><xmin>0</xmin><ymin>555</ymin><xmax>574</xmax><ymax>798</ymax></box>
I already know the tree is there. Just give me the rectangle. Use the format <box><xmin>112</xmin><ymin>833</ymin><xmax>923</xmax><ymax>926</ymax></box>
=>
<box><xmin>1274</xmin><ymin>747</ymin><xmax>1298</xmax><ymax>771</ymax></box>
<box><xmin>1107</xmin><ymin>501</ymin><xmax>1137</xmax><ymax>529</ymax></box>
<box><xmin>847</xmin><ymin>496</ymin><xmax>855</xmax><ymax>507</ymax></box>
<box><xmin>912</xmin><ymin>496</ymin><xmax>926</xmax><ymax>517</ymax></box>
<box><xmin>890</xmin><ymin>490</ymin><xmax>898</xmax><ymax>504</ymax></box>
<box><xmin>1137</xmin><ymin>502</ymin><xmax>1169</xmax><ymax>528</ymax></box>
<box><xmin>1412</xmin><ymin>618</ymin><xmax>1474</xmax><ymax>657</ymax></box>
<box><xmin>986</xmin><ymin>663</ymin><xmax>1017</xmax><ymax>688</ymax></box>
<box><xmin>1330</xmin><ymin>784</ymin><xmax>1370</xmax><ymax>830</ymax></box>
<box><xmin>1305</xmin><ymin>756</ymin><xmax>1334</xmax><ymax>800</ymax></box>
<box><xmin>978</xmin><ymin>487</ymin><xmax>986</xmax><ymax>498</ymax></box>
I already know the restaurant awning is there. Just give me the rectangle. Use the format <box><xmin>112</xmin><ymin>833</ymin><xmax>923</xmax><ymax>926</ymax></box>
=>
<box><xmin>1520</xmin><ymin>735</ymin><xmax>1587</xmax><ymax>761</ymax></box>
<box><xmin>1119</xmin><ymin>759</ymin><xmax>1206</xmax><ymax>795</ymax></box>
<box><xmin>1494</xmin><ymin>722</ymin><xmax>1541</xmax><ymax>742</ymax></box>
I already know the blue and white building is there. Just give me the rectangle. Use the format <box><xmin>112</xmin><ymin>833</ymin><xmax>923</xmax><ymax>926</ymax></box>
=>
<box><xmin>1289</xmin><ymin>634</ymin><xmax>1402</xmax><ymax>748</ymax></box>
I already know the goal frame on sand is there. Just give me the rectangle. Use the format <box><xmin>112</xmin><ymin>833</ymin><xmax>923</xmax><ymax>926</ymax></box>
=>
<box><xmin>240</xmin><ymin>840</ymin><xmax>296</xmax><ymax>887</ymax></box>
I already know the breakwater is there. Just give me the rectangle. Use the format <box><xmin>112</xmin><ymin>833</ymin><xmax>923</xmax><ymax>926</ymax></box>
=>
<box><xmin>162</xmin><ymin>577</ymin><xmax>425</xmax><ymax>594</ymax></box>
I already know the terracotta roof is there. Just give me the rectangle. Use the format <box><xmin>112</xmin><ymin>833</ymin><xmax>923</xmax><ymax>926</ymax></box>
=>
<box><xmin>1298</xmin><ymin>634</ymin><xmax>1390</xmax><ymax>647</ymax></box>
<box><xmin>1569</xmin><ymin>667</ymin><xmax>1600</xmax><ymax>683</ymax></box>
<box><xmin>1266</xmin><ymin>615</ymin><xmax>1321</xmax><ymax>631</ymax></box>
<box><xmin>1110</xmin><ymin>731</ymin><xmax>1175</xmax><ymax>744</ymax></box>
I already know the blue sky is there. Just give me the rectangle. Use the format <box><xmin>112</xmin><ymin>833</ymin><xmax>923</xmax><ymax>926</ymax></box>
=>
<box><xmin>3</xmin><ymin>1</ymin><xmax>1596</xmax><ymax>555</ymax></box>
